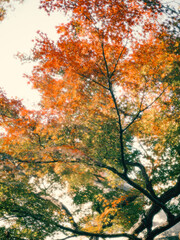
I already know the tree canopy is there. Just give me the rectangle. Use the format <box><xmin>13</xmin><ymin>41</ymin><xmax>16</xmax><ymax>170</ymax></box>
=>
<box><xmin>0</xmin><ymin>0</ymin><xmax>179</xmax><ymax>240</ymax></box>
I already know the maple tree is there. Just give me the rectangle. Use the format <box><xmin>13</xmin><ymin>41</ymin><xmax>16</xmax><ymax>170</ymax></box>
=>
<box><xmin>0</xmin><ymin>0</ymin><xmax>180</xmax><ymax>239</ymax></box>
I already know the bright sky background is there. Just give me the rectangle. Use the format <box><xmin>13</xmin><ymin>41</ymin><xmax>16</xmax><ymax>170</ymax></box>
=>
<box><xmin>0</xmin><ymin>0</ymin><xmax>67</xmax><ymax>109</ymax></box>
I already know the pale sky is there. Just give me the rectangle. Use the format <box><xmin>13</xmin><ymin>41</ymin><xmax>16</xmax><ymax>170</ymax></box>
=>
<box><xmin>0</xmin><ymin>0</ymin><xmax>67</xmax><ymax>109</ymax></box>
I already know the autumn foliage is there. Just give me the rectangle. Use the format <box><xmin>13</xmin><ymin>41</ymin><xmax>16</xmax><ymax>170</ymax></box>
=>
<box><xmin>0</xmin><ymin>0</ymin><xmax>179</xmax><ymax>239</ymax></box>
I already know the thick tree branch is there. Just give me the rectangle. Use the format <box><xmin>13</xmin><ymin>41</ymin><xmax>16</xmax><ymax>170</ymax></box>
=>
<box><xmin>50</xmin><ymin>223</ymin><xmax>141</xmax><ymax>240</ymax></box>
<box><xmin>82</xmin><ymin>159</ymin><xmax>174</xmax><ymax>219</ymax></box>
<box><xmin>123</xmin><ymin>176</ymin><xmax>174</xmax><ymax>221</ymax></box>
<box><xmin>125</xmin><ymin>161</ymin><xmax>157</xmax><ymax>198</ymax></box>
<box><xmin>131</xmin><ymin>176</ymin><xmax>180</xmax><ymax>236</ymax></box>
<box><xmin>146</xmin><ymin>214</ymin><xmax>180</xmax><ymax>240</ymax></box>
<box><xmin>3</xmin><ymin>151</ymin><xmax>175</xmax><ymax>222</ymax></box>
<box><xmin>10</xmin><ymin>203</ymin><xmax>140</xmax><ymax>240</ymax></box>
<box><xmin>57</xmin><ymin>236</ymin><xmax>77</xmax><ymax>240</ymax></box>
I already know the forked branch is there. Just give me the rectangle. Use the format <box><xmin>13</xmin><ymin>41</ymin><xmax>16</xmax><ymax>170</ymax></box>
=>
<box><xmin>101</xmin><ymin>41</ymin><xmax>128</xmax><ymax>174</ymax></box>
<box><xmin>123</xmin><ymin>86</ymin><xmax>168</xmax><ymax>132</ymax></box>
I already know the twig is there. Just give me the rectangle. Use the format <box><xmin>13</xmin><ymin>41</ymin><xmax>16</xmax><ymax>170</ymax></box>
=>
<box><xmin>123</xmin><ymin>86</ymin><xmax>168</xmax><ymax>132</ymax></box>
<box><xmin>76</xmin><ymin>72</ymin><xmax>109</xmax><ymax>90</ymax></box>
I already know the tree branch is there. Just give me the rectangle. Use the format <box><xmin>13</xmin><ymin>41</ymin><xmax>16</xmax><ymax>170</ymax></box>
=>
<box><xmin>5</xmin><ymin>152</ymin><xmax>175</xmax><ymax>221</ymax></box>
<box><xmin>9</xmin><ymin>202</ymin><xmax>141</xmax><ymax>240</ymax></box>
<box><xmin>76</xmin><ymin>72</ymin><xmax>109</xmax><ymax>90</ymax></box>
<box><xmin>123</xmin><ymin>86</ymin><xmax>168</xmax><ymax>132</ymax></box>
<box><xmin>95</xmin><ymin>63</ymin><xmax>106</xmax><ymax>77</ymax></box>
<box><xmin>57</xmin><ymin>236</ymin><xmax>77</xmax><ymax>240</ymax></box>
<box><xmin>101</xmin><ymin>42</ymin><xmax>110</xmax><ymax>79</ymax></box>
<box><xmin>40</xmin><ymin>195</ymin><xmax>79</xmax><ymax>230</ymax></box>
<box><xmin>82</xmin><ymin>159</ymin><xmax>174</xmax><ymax>219</ymax></box>
<box><xmin>131</xmin><ymin>176</ymin><xmax>180</xmax><ymax>236</ymax></box>
<box><xmin>125</xmin><ymin>161</ymin><xmax>157</xmax><ymax>198</ymax></box>
<box><xmin>101</xmin><ymin>42</ymin><xmax>128</xmax><ymax>174</ymax></box>
<box><xmin>109</xmin><ymin>36</ymin><xmax>129</xmax><ymax>79</ymax></box>
<box><xmin>146</xmin><ymin>214</ymin><xmax>180</xmax><ymax>240</ymax></box>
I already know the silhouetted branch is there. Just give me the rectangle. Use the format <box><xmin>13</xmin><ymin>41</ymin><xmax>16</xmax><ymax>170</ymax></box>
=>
<box><xmin>123</xmin><ymin>86</ymin><xmax>168</xmax><ymax>132</ymax></box>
